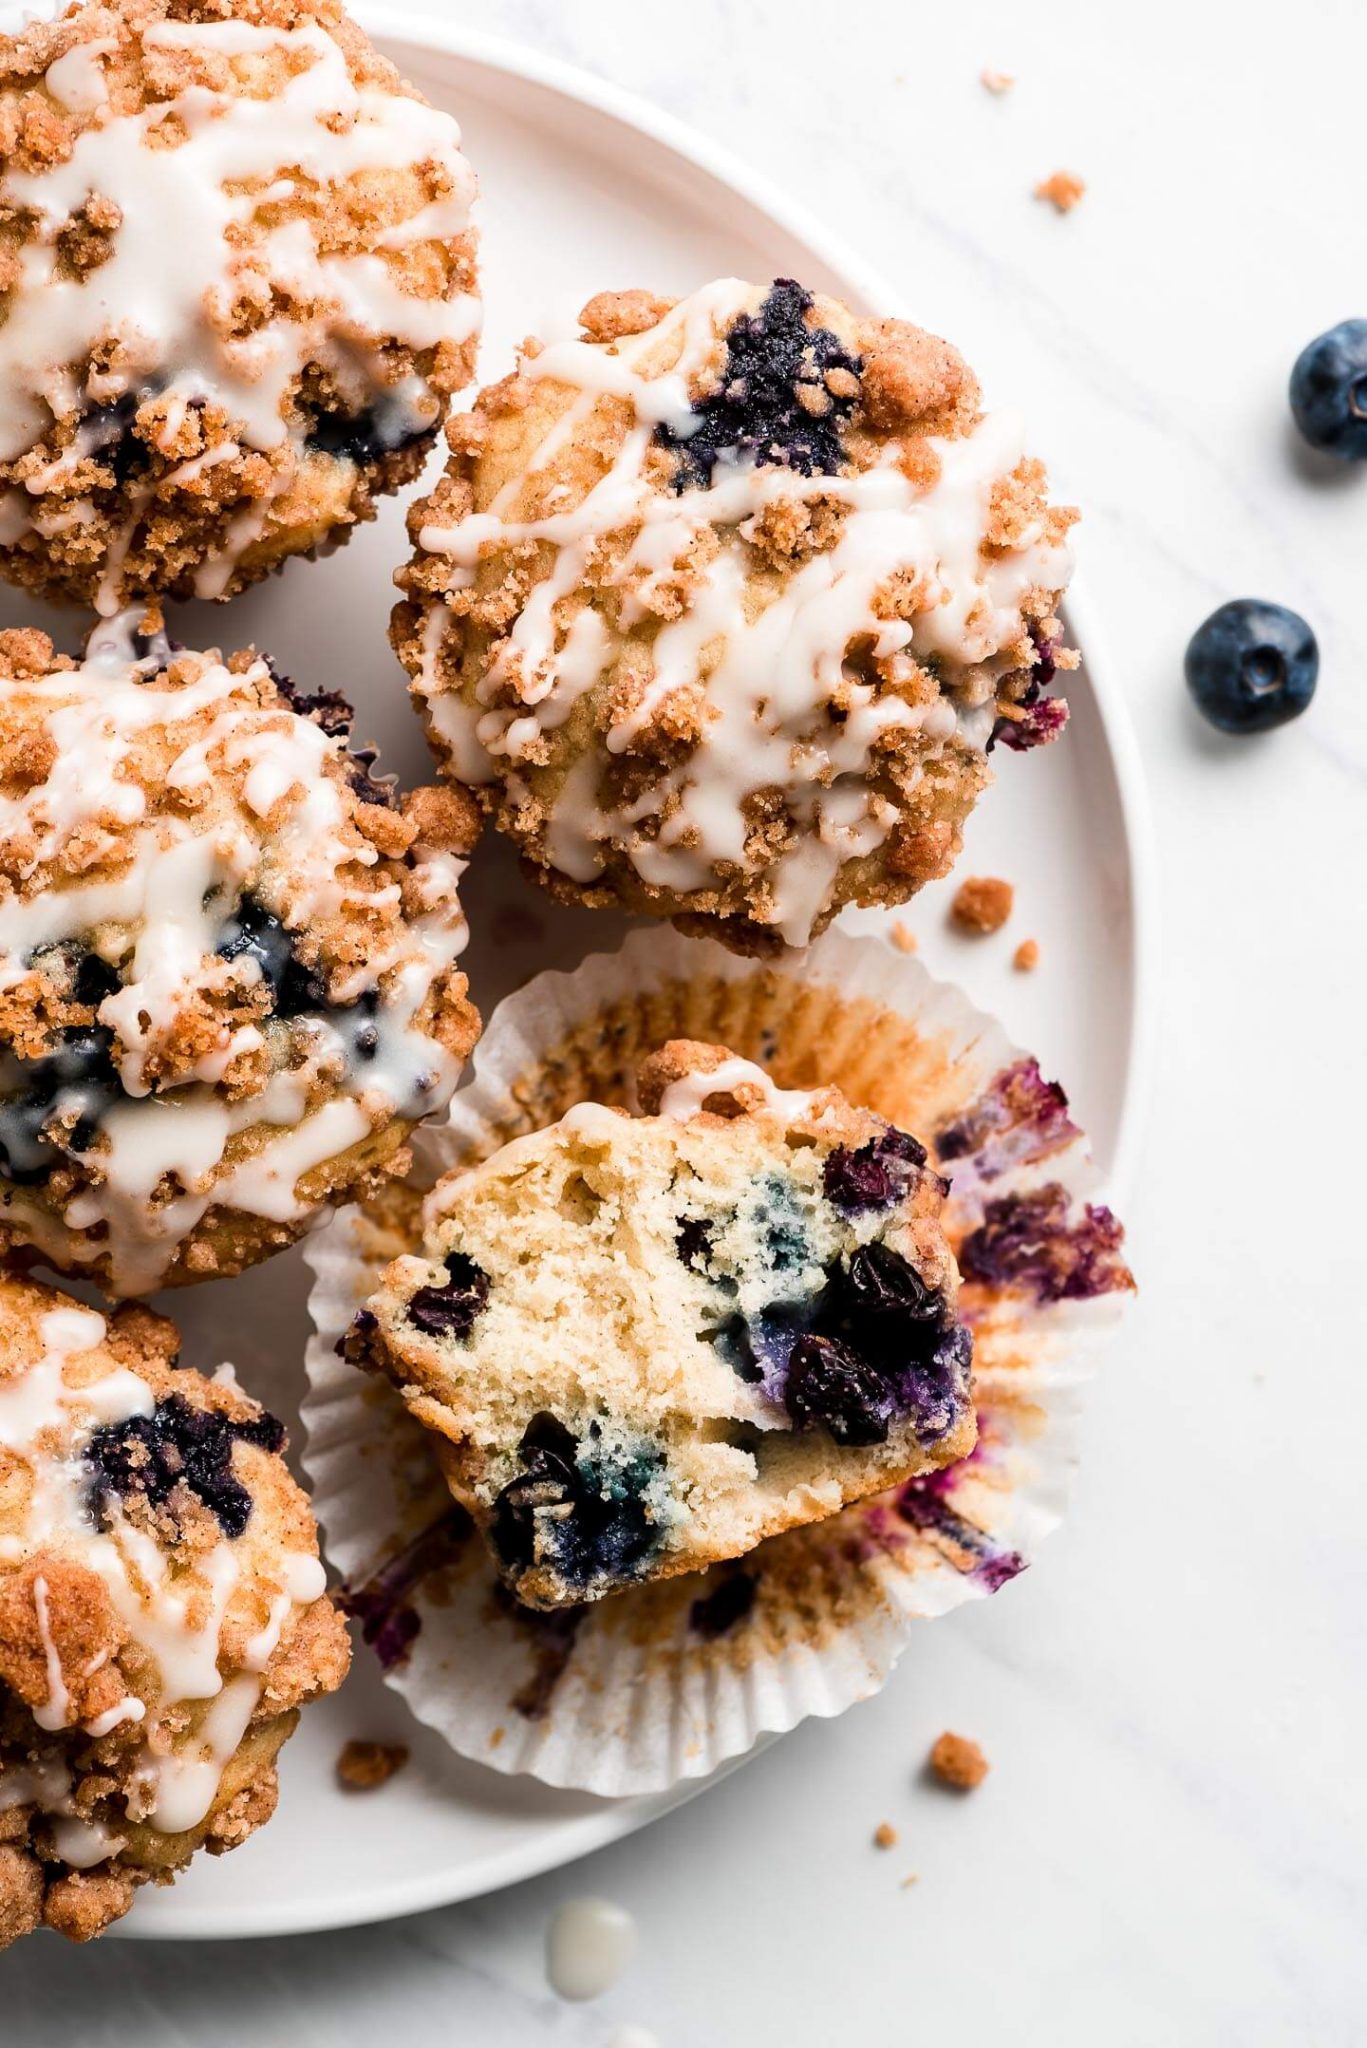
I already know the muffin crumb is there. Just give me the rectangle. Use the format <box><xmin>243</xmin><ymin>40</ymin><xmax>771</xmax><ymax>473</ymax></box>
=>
<box><xmin>1035</xmin><ymin>171</ymin><xmax>1086</xmax><ymax>214</ymax></box>
<box><xmin>1013</xmin><ymin>938</ymin><xmax>1040</xmax><ymax>972</ymax></box>
<box><xmin>336</xmin><ymin>1740</ymin><xmax>410</xmax><ymax>1791</ymax></box>
<box><xmin>889</xmin><ymin>922</ymin><xmax>919</xmax><ymax>954</ymax></box>
<box><xmin>980</xmin><ymin>67</ymin><xmax>1015</xmax><ymax>94</ymax></box>
<box><xmin>900</xmin><ymin>1871</ymin><xmax>921</xmax><ymax>1889</ymax></box>
<box><xmin>950</xmin><ymin>876</ymin><xmax>1014</xmax><ymax>934</ymax></box>
<box><xmin>929</xmin><ymin>1730</ymin><xmax>990</xmax><ymax>1790</ymax></box>
<box><xmin>872</xmin><ymin>1820</ymin><xmax>899</xmax><ymax>1850</ymax></box>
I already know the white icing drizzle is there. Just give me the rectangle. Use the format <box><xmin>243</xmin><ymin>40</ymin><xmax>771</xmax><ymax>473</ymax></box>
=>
<box><xmin>656</xmin><ymin>1056</ymin><xmax>816</xmax><ymax>1124</ymax></box>
<box><xmin>0</xmin><ymin>16</ymin><xmax>480</xmax><ymax>606</ymax></box>
<box><xmin>546</xmin><ymin>1896</ymin><xmax>638</xmax><ymax>2002</ymax></box>
<box><xmin>0</xmin><ymin>623</ymin><xmax>471</xmax><ymax>1294</ymax></box>
<box><xmin>0</xmin><ymin>1305</ymin><xmax>326</xmax><ymax>1850</ymax></box>
<box><xmin>415</xmin><ymin>280</ymin><xmax>1071</xmax><ymax>944</ymax></box>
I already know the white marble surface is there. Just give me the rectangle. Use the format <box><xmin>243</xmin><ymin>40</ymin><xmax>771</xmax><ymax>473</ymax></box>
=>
<box><xmin>8</xmin><ymin>0</ymin><xmax>1366</xmax><ymax>2038</ymax></box>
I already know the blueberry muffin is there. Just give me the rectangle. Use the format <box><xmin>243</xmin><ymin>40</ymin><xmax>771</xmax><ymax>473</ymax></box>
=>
<box><xmin>0</xmin><ymin>612</ymin><xmax>480</xmax><ymax>1297</ymax></box>
<box><xmin>0</xmin><ymin>1270</ymin><xmax>350</xmax><ymax>1947</ymax></box>
<box><xmin>0</xmin><ymin>0</ymin><xmax>480</xmax><ymax>612</ymax></box>
<box><xmin>347</xmin><ymin>1039</ymin><xmax>976</xmax><ymax>1609</ymax></box>
<box><xmin>394</xmin><ymin>278</ymin><xmax>1076</xmax><ymax>956</ymax></box>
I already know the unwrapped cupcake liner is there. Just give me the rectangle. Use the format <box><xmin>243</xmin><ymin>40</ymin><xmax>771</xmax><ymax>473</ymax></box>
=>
<box><xmin>301</xmin><ymin>928</ymin><xmax>1133</xmax><ymax>1797</ymax></box>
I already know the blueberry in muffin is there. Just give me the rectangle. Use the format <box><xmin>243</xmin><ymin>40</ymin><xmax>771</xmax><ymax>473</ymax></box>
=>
<box><xmin>0</xmin><ymin>612</ymin><xmax>480</xmax><ymax>1297</ymax></box>
<box><xmin>347</xmin><ymin>1039</ymin><xmax>976</xmax><ymax>1609</ymax></box>
<box><xmin>0</xmin><ymin>1269</ymin><xmax>350</xmax><ymax>1947</ymax></box>
<box><xmin>0</xmin><ymin>0</ymin><xmax>480</xmax><ymax>612</ymax></box>
<box><xmin>394</xmin><ymin>278</ymin><xmax>1076</xmax><ymax>955</ymax></box>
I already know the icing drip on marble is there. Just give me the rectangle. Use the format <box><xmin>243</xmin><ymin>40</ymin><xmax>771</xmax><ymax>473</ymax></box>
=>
<box><xmin>546</xmin><ymin>1895</ymin><xmax>638</xmax><ymax>2002</ymax></box>
<box><xmin>417</xmin><ymin>280</ymin><xmax>1071</xmax><ymax>945</ymax></box>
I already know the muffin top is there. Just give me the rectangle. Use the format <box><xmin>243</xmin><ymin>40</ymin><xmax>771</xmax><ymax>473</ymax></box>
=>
<box><xmin>0</xmin><ymin>1269</ymin><xmax>349</xmax><ymax>1944</ymax></box>
<box><xmin>0</xmin><ymin>613</ymin><xmax>479</xmax><ymax>1295</ymax></box>
<box><xmin>0</xmin><ymin>0</ymin><xmax>480</xmax><ymax>606</ymax></box>
<box><xmin>397</xmin><ymin>277</ymin><xmax>1076</xmax><ymax>952</ymax></box>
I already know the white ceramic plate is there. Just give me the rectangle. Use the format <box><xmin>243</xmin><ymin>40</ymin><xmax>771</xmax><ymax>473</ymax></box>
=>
<box><xmin>0</xmin><ymin>13</ymin><xmax>1156</xmax><ymax>1938</ymax></box>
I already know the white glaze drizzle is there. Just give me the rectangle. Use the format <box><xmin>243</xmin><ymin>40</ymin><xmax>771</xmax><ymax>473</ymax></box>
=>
<box><xmin>0</xmin><ymin>621</ymin><xmax>471</xmax><ymax>1294</ymax></box>
<box><xmin>0</xmin><ymin>1306</ymin><xmax>326</xmax><ymax>1850</ymax></box>
<box><xmin>0</xmin><ymin>16</ymin><xmax>480</xmax><ymax>606</ymax></box>
<box><xmin>655</xmin><ymin>1056</ymin><xmax>816</xmax><ymax>1124</ymax></box>
<box><xmin>416</xmin><ymin>280</ymin><xmax>1071</xmax><ymax>944</ymax></box>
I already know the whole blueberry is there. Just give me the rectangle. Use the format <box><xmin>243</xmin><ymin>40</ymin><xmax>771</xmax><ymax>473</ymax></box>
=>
<box><xmin>1289</xmin><ymin>320</ymin><xmax>1367</xmax><ymax>459</ymax></box>
<box><xmin>1184</xmin><ymin>600</ymin><xmax>1317</xmax><ymax>735</ymax></box>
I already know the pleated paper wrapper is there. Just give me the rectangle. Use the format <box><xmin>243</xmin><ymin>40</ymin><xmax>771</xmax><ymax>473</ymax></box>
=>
<box><xmin>301</xmin><ymin>927</ymin><xmax>1133</xmax><ymax>1797</ymax></box>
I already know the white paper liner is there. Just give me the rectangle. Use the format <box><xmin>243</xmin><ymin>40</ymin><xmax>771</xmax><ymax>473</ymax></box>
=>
<box><xmin>302</xmin><ymin>928</ymin><xmax>1132</xmax><ymax>1796</ymax></box>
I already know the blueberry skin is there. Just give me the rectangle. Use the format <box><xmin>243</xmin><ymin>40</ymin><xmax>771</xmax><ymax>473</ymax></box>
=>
<box><xmin>1184</xmin><ymin>600</ymin><xmax>1318</xmax><ymax>735</ymax></box>
<box><xmin>1289</xmin><ymin>320</ymin><xmax>1367</xmax><ymax>459</ymax></box>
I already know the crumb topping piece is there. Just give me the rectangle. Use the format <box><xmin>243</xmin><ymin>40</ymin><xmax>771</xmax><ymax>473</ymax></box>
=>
<box><xmin>1034</xmin><ymin>171</ymin><xmax>1085</xmax><ymax>214</ymax></box>
<box><xmin>929</xmin><ymin>1729</ymin><xmax>989</xmax><ymax>1789</ymax></box>
<box><xmin>335</xmin><ymin>1738</ymin><xmax>409</xmax><ymax>1790</ymax></box>
<box><xmin>950</xmin><ymin>875</ymin><xmax>1014</xmax><ymax>933</ymax></box>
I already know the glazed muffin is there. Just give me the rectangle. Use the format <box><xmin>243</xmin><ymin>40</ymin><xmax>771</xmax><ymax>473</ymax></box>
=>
<box><xmin>0</xmin><ymin>1270</ymin><xmax>350</xmax><ymax>1947</ymax></box>
<box><xmin>0</xmin><ymin>0</ymin><xmax>480</xmax><ymax>612</ymax></box>
<box><xmin>348</xmin><ymin>1039</ymin><xmax>976</xmax><ymax>1609</ymax></box>
<box><xmin>0</xmin><ymin>612</ymin><xmax>480</xmax><ymax>1297</ymax></box>
<box><xmin>394</xmin><ymin>277</ymin><xmax>1076</xmax><ymax>956</ymax></box>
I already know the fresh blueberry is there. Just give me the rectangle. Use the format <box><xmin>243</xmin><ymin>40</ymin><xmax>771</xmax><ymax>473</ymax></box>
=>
<box><xmin>406</xmin><ymin>1250</ymin><xmax>491</xmax><ymax>1341</ymax></box>
<box><xmin>1185</xmin><ymin>600</ymin><xmax>1318</xmax><ymax>735</ymax></box>
<box><xmin>216</xmin><ymin>897</ymin><xmax>327</xmax><ymax>1016</ymax></box>
<box><xmin>489</xmin><ymin>1414</ymin><xmax>662</xmax><ymax>1591</ymax></box>
<box><xmin>1289</xmin><ymin>319</ymin><xmax>1367</xmax><ymax>459</ymax></box>
<box><xmin>656</xmin><ymin>278</ymin><xmax>863</xmax><ymax>489</ymax></box>
<box><xmin>85</xmin><ymin>1393</ymin><xmax>285</xmax><ymax>1540</ymax></box>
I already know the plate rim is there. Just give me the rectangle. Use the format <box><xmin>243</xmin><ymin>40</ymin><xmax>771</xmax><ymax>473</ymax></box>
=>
<box><xmin>117</xmin><ymin>8</ymin><xmax>1158</xmax><ymax>1940</ymax></box>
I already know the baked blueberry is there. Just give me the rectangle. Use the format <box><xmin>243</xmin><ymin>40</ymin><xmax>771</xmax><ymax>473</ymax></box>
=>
<box><xmin>1289</xmin><ymin>319</ymin><xmax>1367</xmax><ymax>459</ymax></box>
<box><xmin>655</xmin><ymin>277</ymin><xmax>863</xmax><ymax>489</ymax></box>
<box><xmin>85</xmin><ymin>1393</ymin><xmax>285</xmax><ymax>1541</ymax></box>
<box><xmin>1185</xmin><ymin>600</ymin><xmax>1318</xmax><ymax>735</ymax></box>
<box><xmin>216</xmin><ymin>898</ymin><xmax>327</xmax><ymax>1018</ymax></box>
<box><xmin>404</xmin><ymin>1251</ymin><xmax>490</xmax><ymax>1341</ymax></box>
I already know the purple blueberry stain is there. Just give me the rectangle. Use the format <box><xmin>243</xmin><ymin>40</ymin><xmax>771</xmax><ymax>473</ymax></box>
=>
<box><xmin>339</xmin><ymin>1506</ymin><xmax>472</xmax><ymax>1672</ymax></box>
<box><xmin>894</xmin><ymin>1469</ymin><xmax>1025</xmax><ymax>1592</ymax></box>
<box><xmin>934</xmin><ymin>1059</ymin><xmax>1080</xmax><ymax>1182</ymax></box>
<box><xmin>959</xmin><ymin>1184</ymin><xmax>1133</xmax><ymax>1303</ymax></box>
<box><xmin>690</xmin><ymin>1569</ymin><xmax>759</xmax><ymax>1639</ymax></box>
